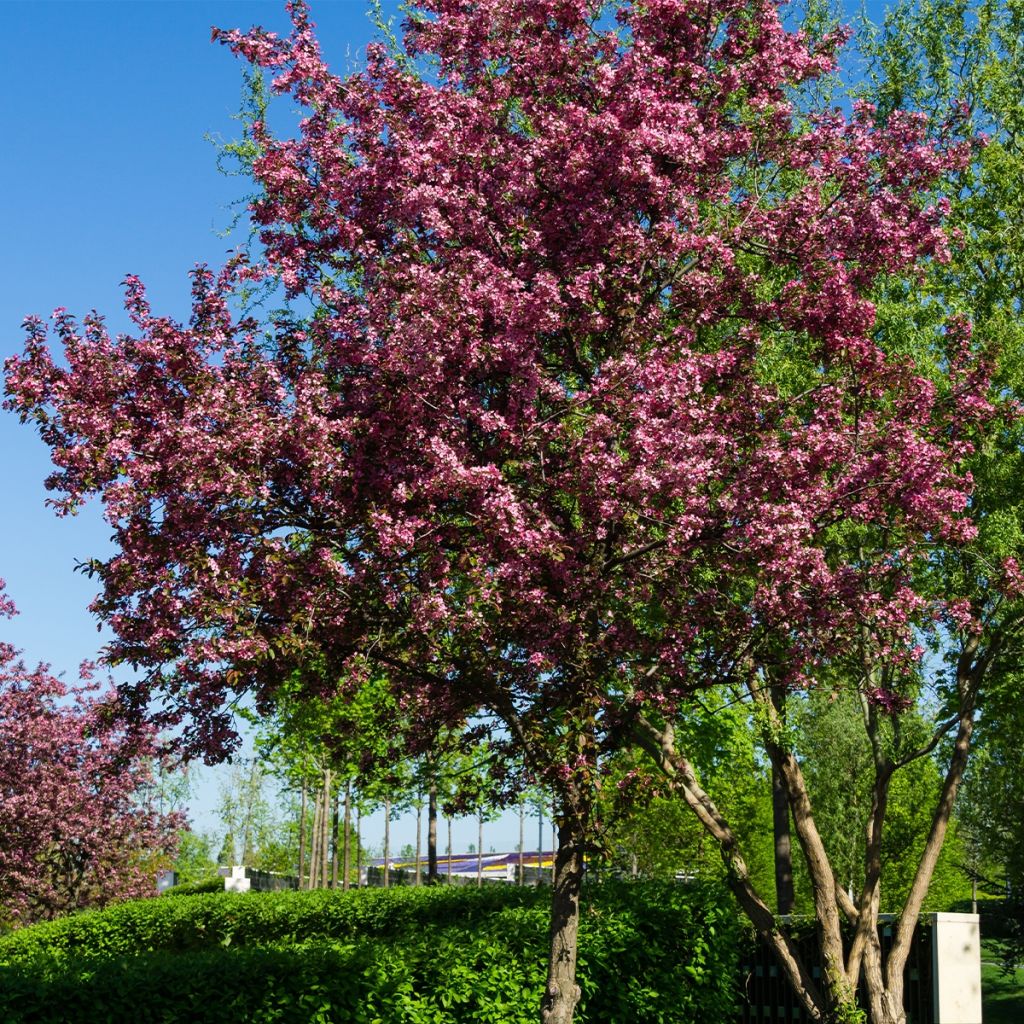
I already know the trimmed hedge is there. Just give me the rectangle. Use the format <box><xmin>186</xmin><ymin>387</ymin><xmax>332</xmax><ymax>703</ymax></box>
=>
<box><xmin>161</xmin><ymin>877</ymin><xmax>226</xmax><ymax>898</ymax></box>
<box><xmin>0</xmin><ymin>882</ymin><xmax>744</xmax><ymax>1023</ymax></box>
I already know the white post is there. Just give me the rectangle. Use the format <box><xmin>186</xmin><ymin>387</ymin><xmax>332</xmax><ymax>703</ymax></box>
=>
<box><xmin>224</xmin><ymin>865</ymin><xmax>251</xmax><ymax>893</ymax></box>
<box><xmin>930</xmin><ymin>912</ymin><xmax>982</xmax><ymax>1024</ymax></box>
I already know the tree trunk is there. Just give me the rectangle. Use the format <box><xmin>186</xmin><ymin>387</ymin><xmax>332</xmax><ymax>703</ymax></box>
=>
<box><xmin>309</xmin><ymin>785</ymin><xmax>323</xmax><ymax>889</ymax></box>
<box><xmin>241</xmin><ymin>759</ymin><xmax>258</xmax><ymax>866</ymax></box>
<box><xmin>384</xmin><ymin>795</ymin><xmax>391</xmax><ymax>888</ymax></box>
<box><xmin>539</xmin><ymin>815</ymin><xmax>585</xmax><ymax>1024</ymax></box>
<box><xmin>772</xmin><ymin>761</ymin><xmax>795</xmax><ymax>914</ymax></box>
<box><xmin>331</xmin><ymin>783</ymin><xmax>340</xmax><ymax>889</ymax></box>
<box><xmin>632</xmin><ymin>715</ymin><xmax>827</xmax><ymax>1021</ymax></box>
<box><xmin>447</xmin><ymin>817</ymin><xmax>452</xmax><ymax>882</ymax></box>
<box><xmin>321</xmin><ymin>769</ymin><xmax>331</xmax><ymax>889</ymax></box>
<box><xmin>297</xmin><ymin>779</ymin><xmax>308</xmax><ymax>890</ymax></box>
<box><xmin>538</xmin><ymin>803</ymin><xmax>544</xmax><ymax>883</ymax></box>
<box><xmin>356</xmin><ymin>801</ymin><xmax>362</xmax><ymax>887</ymax></box>
<box><xmin>770</xmin><ymin>685</ymin><xmax>795</xmax><ymax>915</ymax></box>
<box><xmin>477</xmin><ymin>807</ymin><xmax>484</xmax><ymax>887</ymax></box>
<box><xmin>427</xmin><ymin>783</ymin><xmax>438</xmax><ymax>883</ymax></box>
<box><xmin>415</xmin><ymin>798</ymin><xmax>422</xmax><ymax>886</ymax></box>
<box><xmin>551</xmin><ymin>800</ymin><xmax>557</xmax><ymax>885</ymax></box>
<box><xmin>519</xmin><ymin>799</ymin><xmax>525</xmax><ymax>884</ymax></box>
<box><xmin>342</xmin><ymin>781</ymin><xmax>351</xmax><ymax>891</ymax></box>
<box><xmin>869</xmin><ymin>666</ymin><xmax>979</xmax><ymax>1024</ymax></box>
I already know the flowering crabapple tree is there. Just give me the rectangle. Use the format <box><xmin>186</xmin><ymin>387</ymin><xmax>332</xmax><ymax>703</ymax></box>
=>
<box><xmin>3</xmin><ymin>1</ymin><xmax>993</xmax><ymax>1020</ymax></box>
<box><xmin>0</xmin><ymin>583</ymin><xmax>180</xmax><ymax>926</ymax></box>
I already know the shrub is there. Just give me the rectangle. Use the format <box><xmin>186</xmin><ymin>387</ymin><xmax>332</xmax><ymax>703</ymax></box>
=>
<box><xmin>161</xmin><ymin>877</ymin><xmax>226</xmax><ymax>898</ymax></box>
<box><xmin>0</xmin><ymin>882</ymin><xmax>744</xmax><ymax>1023</ymax></box>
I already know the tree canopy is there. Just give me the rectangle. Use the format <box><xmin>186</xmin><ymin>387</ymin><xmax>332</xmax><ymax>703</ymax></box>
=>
<box><xmin>2</xmin><ymin>2</ymin><xmax>1003</xmax><ymax>1021</ymax></box>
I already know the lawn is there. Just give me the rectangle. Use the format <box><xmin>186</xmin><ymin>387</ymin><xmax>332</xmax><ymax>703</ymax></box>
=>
<box><xmin>981</xmin><ymin>940</ymin><xmax>1024</xmax><ymax>1024</ymax></box>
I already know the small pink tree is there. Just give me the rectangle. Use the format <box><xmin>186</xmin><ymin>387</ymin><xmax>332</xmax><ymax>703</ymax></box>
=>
<box><xmin>0</xmin><ymin>583</ymin><xmax>180</xmax><ymax>926</ymax></box>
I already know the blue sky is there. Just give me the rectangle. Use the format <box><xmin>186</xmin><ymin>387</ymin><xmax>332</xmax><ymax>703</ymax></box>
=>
<box><xmin>1</xmin><ymin>0</ymin><xmax>891</xmax><ymax>851</ymax></box>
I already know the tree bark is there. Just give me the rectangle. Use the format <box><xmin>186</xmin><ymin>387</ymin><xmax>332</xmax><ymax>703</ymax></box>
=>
<box><xmin>384</xmin><ymin>795</ymin><xmax>391</xmax><ymax>889</ymax></box>
<box><xmin>539</xmin><ymin>816</ymin><xmax>585</xmax><ymax>1024</ymax></box>
<box><xmin>342</xmin><ymin>780</ymin><xmax>351</xmax><ymax>891</ymax></box>
<box><xmin>309</xmin><ymin>785</ymin><xmax>323</xmax><ymax>889</ymax></box>
<box><xmin>632</xmin><ymin>715</ymin><xmax>827</xmax><ymax>1021</ymax></box>
<box><xmin>356</xmin><ymin>801</ymin><xmax>362</xmax><ymax>887</ymax></box>
<box><xmin>415</xmin><ymin>798</ymin><xmax>422</xmax><ymax>886</ymax></box>
<box><xmin>331</xmin><ymin>780</ymin><xmax>340</xmax><ymax>889</ymax></box>
<box><xmin>519</xmin><ymin>798</ymin><xmax>525</xmax><ymax>884</ymax></box>
<box><xmin>477</xmin><ymin>807</ymin><xmax>484</xmax><ymax>887</ymax></box>
<box><xmin>297</xmin><ymin>779</ymin><xmax>308</xmax><ymax>890</ymax></box>
<box><xmin>321</xmin><ymin>769</ymin><xmax>331</xmax><ymax>890</ymax></box>
<box><xmin>551</xmin><ymin>798</ymin><xmax>557</xmax><ymax>884</ymax></box>
<box><xmin>772</xmin><ymin>761</ymin><xmax>795</xmax><ymax>914</ymax></box>
<box><xmin>241</xmin><ymin>758</ymin><xmax>258</xmax><ymax>866</ymax></box>
<box><xmin>427</xmin><ymin>783</ymin><xmax>438</xmax><ymax>883</ymax></box>
<box><xmin>871</xmin><ymin>674</ymin><xmax>978</xmax><ymax>1024</ymax></box>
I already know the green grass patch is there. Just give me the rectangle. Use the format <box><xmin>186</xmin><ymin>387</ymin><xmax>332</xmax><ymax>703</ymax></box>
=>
<box><xmin>982</xmin><ymin>939</ymin><xmax>1024</xmax><ymax>1024</ymax></box>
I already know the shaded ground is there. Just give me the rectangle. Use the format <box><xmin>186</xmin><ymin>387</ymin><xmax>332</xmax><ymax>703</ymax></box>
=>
<box><xmin>981</xmin><ymin>940</ymin><xmax>1024</xmax><ymax>1024</ymax></box>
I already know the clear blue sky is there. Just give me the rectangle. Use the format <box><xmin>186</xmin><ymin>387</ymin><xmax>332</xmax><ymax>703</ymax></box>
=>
<box><xmin>1</xmin><ymin>0</ymin><xmax>890</xmax><ymax>853</ymax></box>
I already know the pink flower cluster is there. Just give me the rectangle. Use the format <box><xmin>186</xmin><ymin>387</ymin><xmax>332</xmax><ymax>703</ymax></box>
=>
<box><xmin>0</xmin><ymin>595</ymin><xmax>180</xmax><ymax>924</ymax></box>
<box><xmin>3</xmin><ymin>1</ymin><xmax>992</xmax><ymax>780</ymax></box>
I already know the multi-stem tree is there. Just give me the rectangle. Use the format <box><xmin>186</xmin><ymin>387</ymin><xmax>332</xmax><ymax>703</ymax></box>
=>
<box><xmin>4</xmin><ymin>2</ymin><xmax>993</xmax><ymax>1020</ymax></box>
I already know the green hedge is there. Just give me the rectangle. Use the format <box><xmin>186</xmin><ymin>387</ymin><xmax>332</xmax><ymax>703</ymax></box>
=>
<box><xmin>0</xmin><ymin>882</ymin><xmax>744</xmax><ymax>1023</ymax></box>
<box><xmin>161</xmin><ymin>877</ymin><xmax>226</xmax><ymax>898</ymax></box>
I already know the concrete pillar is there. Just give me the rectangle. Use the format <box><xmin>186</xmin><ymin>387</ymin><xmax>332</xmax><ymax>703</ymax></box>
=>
<box><xmin>223</xmin><ymin>865</ymin><xmax>251</xmax><ymax>893</ymax></box>
<box><xmin>930</xmin><ymin>912</ymin><xmax>982</xmax><ymax>1024</ymax></box>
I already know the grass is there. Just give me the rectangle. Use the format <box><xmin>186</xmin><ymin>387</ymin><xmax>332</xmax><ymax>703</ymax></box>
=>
<box><xmin>981</xmin><ymin>940</ymin><xmax>1024</xmax><ymax>1024</ymax></box>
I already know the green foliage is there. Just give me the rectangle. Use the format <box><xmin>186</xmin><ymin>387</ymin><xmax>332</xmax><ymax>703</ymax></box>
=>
<box><xmin>0</xmin><ymin>883</ymin><xmax>744</xmax><ymax>1024</ymax></box>
<box><xmin>172</xmin><ymin>831</ymin><xmax>218</xmax><ymax>887</ymax></box>
<box><xmin>161</xmin><ymin>878</ymin><xmax>225</xmax><ymax>898</ymax></box>
<box><xmin>787</xmin><ymin>687</ymin><xmax>972</xmax><ymax>914</ymax></box>
<box><xmin>598</xmin><ymin>696</ymin><xmax>774</xmax><ymax>894</ymax></box>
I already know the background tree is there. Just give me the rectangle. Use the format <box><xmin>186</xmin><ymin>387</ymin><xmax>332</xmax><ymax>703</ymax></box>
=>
<box><xmin>214</xmin><ymin>758</ymin><xmax>296</xmax><ymax>873</ymax></box>
<box><xmin>857</xmin><ymin>0</ymin><xmax>1024</xmax><ymax>988</ymax></box>
<box><xmin>597</xmin><ymin>694</ymin><xmax>774</xmax><ymax>888</ymax></box>
<box><xmin>252</xmin><ymin>669</ymin><xmax>400</xmax><ymax>888</ymax></box>
<box><xmin>172</xmin><ymin>830</ymin><xmax>218</xmax><ymax>887</ymax></box>
<box><xmin>0</xmin><ymin>582</ymin><xmax>180</xmax><ymax>927</ymax></box>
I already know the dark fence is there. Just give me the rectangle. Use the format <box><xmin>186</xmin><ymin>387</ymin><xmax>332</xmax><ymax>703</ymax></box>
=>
<box><xmin>738</xmin><ymin>918</ymin><xmax>934</xmax><ymax>1024</ymax></box>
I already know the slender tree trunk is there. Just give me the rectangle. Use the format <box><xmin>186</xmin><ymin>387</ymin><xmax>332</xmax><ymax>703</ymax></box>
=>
<box><xmin>551</xmin><ymin>799</ymin><xmax>557</xmax><ymax>884</ymax></box>
<box><xmin>321</xmin><ymin>769</ymin><xmax>331</xmax><ymax>889</ymax></box>
<box><xmin>475</xmin><ymin>811</ymin><xmax>483</xmax><ymax>884</ymax></box>
<box><xmin>519</xmin><ymin>799</ymin><xmax>525</xmax><ymax>885</ymax></box>
<box><xmin>331</xmin><ymin>781</ymin><xmax>340</xmax><ymax>889</ymax></box>
<box><xmin>539</xmin><ymin>815</ymin><xmax>586</xmax><ymax>1024</ymax></box>
<box><xmin>427</xmin><ymin>783</ymin><xmax>438</xmax><ymax>883</ymax></box>
<box><xmin>342</xmin><ymin>781</ymin><xmax>351</xmax><ymax>891</ymax></box>
<box><xmin>415</xmin><ymin>798</ymin><xmax>422</xmax><ymax>886</ymax></box>
<box><xmin>309</xmin><ymin>785</ymin><xmax>323</xmax><ymax>889</ymax></box>
<box><xmin>447</xmin><ymin>817</ymin><xmax>452</xmax><ymax>882</ymax></box>
<box><xmin>241</xmin><ymin>759</ymin><xmax>258</xmax><ymax>866</ymax></box>
<box><xmin>772</xmin><ymin>761</ymin><xmax>795</xmax><ymax>914</ymax></box>
<box><xmin>384</xmin><ymin>795</ymin><xmax>391</xmax><ymax>889</ymax></box>
<box><xmin>538</xmin><ymin>804</ymin><xmax>544</xmax><ymax>884</ymax></box>
<box><xmin>297</xmin><ymin>779</ymin><xmax>308</xmax><ymax>890</ymax></box>
<box><xmin>356</xmin><ymin>801</ymin><xmax>362</xmax><ymax>887</ymax></box>
<box><xmin>632</xmin><ymin>715</ymin><xmax>826</xmax><ymax>1021</ymax></box>
<box><xmin>870</xmin><ymin>672</ymin><xmax>979</xmax><ymax>1024</ymax></box>
<box><xmin>770</xmin><ymin>686</ymin><xmax>795</xmax><ymax>915</ymax></box>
